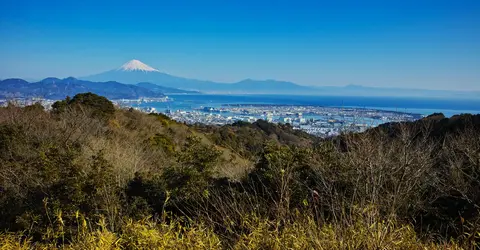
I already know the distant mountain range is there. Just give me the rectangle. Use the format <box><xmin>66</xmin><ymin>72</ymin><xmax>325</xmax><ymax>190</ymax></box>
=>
<box><xmin>2</xmin><ymin>59</ymin><xmax>478</xmax><ymax>99</ymax></box>
<box><xmin>0</xmin><ymin>77</ymin><xmax>171</xmax><ymax>99</ymax></box>
<box><xmin>81</xmin><ymin>60</ymin><xmax>316</xmax><ymax>94</ymax></box>
<box><xmin>80</xmin><ymin>60</ymin><xmax>480</xmax><ymax>98</ymax></box>
<box><xmin>136</xmin><ymin>82</ymin><xmax>199</xmax><ymax>94</ymax></box>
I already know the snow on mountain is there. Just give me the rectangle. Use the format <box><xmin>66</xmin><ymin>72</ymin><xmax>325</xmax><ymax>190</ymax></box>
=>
<box><xmin>75</xmin><ymin>59</ymin><xmax>480</xmax><ymax>96</ymax></box>
<box><xmin>81</xmin><ymin>59</ymin><xmax>315</xmax><ymax>94</ymax></box>
<box><xmin>119</xmin><ymin>59</ymin><xmax>159</xmax><ymax>72</ymax></box>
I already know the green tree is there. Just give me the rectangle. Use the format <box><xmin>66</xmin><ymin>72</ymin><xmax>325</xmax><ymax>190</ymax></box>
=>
<box><xmin>52</xmin><ymin>93</ymin><xmax>115</xmax><ymax>121</ymax></box>
<box><xmin>69</xmin><ymin>92</ymin><xmax>115</xmax><ymax>120</ymax></box>
<box><xmin>163</xmin><ymin>136</ymin><xmax>221</xmax><ymax>197</ymax></box>
<box><xmin>51</xmin><ymin>96</ymin><xmax>70</xmax><ymax>114</ymax></box>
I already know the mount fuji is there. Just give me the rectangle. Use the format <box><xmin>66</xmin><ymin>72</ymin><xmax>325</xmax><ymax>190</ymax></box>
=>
<box><xmin>118</xmin><ymin>59</ymin><xmax>160</xmax><ymax>72</ymax></box>
<box><xmin>78</xmin><ymin>60</ymin><xmax>480</xmax><ymax>97</ymax></box>
<box><xmin>81</xmin><ymin>60</ymin><xmax>313</xmax><ymax>94</ymax></box>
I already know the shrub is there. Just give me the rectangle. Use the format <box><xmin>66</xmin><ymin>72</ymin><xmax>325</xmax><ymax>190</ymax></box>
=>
<box><xmin>162</xmin><ymin>136</ymin><xmax>221</xmax><ymax>198</ymax></box>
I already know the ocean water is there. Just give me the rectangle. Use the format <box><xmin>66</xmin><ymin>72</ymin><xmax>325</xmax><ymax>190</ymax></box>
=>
<box><xmin>139</xmin><ymin>94</ymin><xmax>480</xmax><ymax>117</ymax></box>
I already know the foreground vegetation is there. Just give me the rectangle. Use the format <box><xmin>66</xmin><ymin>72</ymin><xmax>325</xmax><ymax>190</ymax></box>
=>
<box><xmin>0</xmin><ymin>93</ymin><xmax>479</xmax><ymax>249</ymax></box>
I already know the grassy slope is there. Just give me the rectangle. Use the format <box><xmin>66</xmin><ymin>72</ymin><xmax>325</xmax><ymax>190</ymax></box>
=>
<box><xmin>0</xmin><ymin>100</ymin><xmax>479</xmax><ymax>249</ymax></box>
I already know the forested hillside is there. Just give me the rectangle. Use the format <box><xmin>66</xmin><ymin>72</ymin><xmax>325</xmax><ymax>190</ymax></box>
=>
<box><xmin>1</xmin><ymin>93</ymin><xmax>479</xmax><ymax>249</ymax></box>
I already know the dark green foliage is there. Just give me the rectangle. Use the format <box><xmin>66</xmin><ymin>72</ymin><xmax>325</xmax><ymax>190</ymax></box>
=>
<box><xmin>375</xmin><ymin>113</ymin><xmax>480</xmax><ymax>141</ymax></box>
<box><xmin>125</xmin><ymin>173</ymin><xmax>166</xmax><ymax>219</ymax></box>
<box><xmin>425</xmin><ymin>113</ymin><xmax>445</xmax><ymax>120</ymax></box>
<box><xmin>163</xmin><ymin>136</ymin><xmax>221</xmax><ymax>197</ymax></box>
<box><xmin>52</xmin><ymin>93</ymin><xmax>115</xmax><ymax>120</ymax></box>
<box><xmin>196</xmin><ymin>119</ymin><xmax>316</xmax><ymax>159</ymax></box>
<box><xmin>42</xmin><ymin>146</ymin><xmax>88</xmax><ymax>211</ymax></box>
<box><xmin>149</xmin><ymin>133</ymin><xmax>175</xmax><ymax>155</ymax></box>
<box><xmin>148</xmin><ymin>112</ymin><xmax>172</xmax><ymax>121</ymax></box>
<box><xmin>231</xmin><ymin>120</ymin><xmax>250</xmax><ymax>127</ymax></box>
<box><xmin>150</xmin><ymin>112</ymin><xmax>174</xmax><ymax>127</ymax></box>
<box><xmin>51</xmin><ymin>96</ymin><xmax>70</xmax><ymax>114</ymax></box>
<box><xmin>0</xmin><ymin>144</ymin><xmax>82</xmax><ymax>234</ymax></box>
<box><xmin>176</xmin><ymin>136</ymin><xmax>222</xmax><ymax>174</ymax></box>
<box><xmin>24</xmin><ymin>102</ymin><xmax>45</xmax><ymax>112</ymax></box>
<box><xmin>245</xmin><ymin>143</ymin><xmax>316</xmax><ymax>215</ymax></box>
<box><xmin>0</xmin><ymin>124</ymin><xmax>24</xmax><ymax>155</ymax></box>
<box><xmin>69</xmin><ymin>92</ymin><xmax>115</xmax><ymax>120</ymax></box>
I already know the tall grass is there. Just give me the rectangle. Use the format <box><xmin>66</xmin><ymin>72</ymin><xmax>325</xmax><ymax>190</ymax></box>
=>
<box><xmin>0</xmin><ymin>212</ymin><xmax>466</xmax><ymax>249</ymax></box>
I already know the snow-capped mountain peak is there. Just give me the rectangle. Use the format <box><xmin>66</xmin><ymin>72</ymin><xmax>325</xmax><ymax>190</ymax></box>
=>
<box><xmin>118</xmin><ymin>59</ymin><xmax>159</xmax><ymax>72</ymax></box>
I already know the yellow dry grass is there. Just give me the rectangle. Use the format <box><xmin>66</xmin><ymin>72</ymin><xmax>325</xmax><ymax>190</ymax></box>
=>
<box><xmin>0</xmin><ymin>214</ymin><xmax>466</xmax><ymax>250</ymax></box>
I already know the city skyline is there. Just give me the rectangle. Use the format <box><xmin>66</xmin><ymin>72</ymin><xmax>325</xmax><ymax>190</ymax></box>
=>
<box><xmin>1</xmin><ymin>0</ymin><xmax>479</xmax><ymax>91</ymax></box>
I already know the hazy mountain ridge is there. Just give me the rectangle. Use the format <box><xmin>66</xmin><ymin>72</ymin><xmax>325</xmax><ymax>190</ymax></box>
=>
<box><xmin>82</xmin><ymin>69</ymin><xmax>221</xmax><ymax>91</ymax></box>
<box><xmin>80</xmin><ymin>60</ymin><xmax>315</xmax><ymax>94</ymax></box>
<box><xmin>82</xmin><ymin>68</ymin><xmax>317</xmax><ymax>94</ymax></box>
<box><xmin>4</xmin><ymin>60</ymin><xmax>478</xmax><ymax>98</ymax></box>
<box><xmin>136</xmin><ymin>82</ymin><xmax>200</xmax><ymax>94</ymax></box>
<box><xmin>0</xmin><ymin>77</ymin><xmax>167</xmax><ymax>99</ymax></box>
<box><xmin>80</xmin><ymin>60</ymin><xmax>480</xmax><ymax>97</ymax></box>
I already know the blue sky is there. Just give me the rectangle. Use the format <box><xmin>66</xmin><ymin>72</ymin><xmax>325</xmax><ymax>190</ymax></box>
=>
<box><xmin>0</xmin><ymin>0</ymin><xmax>479</xmax><ymax>90</ymax></box>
